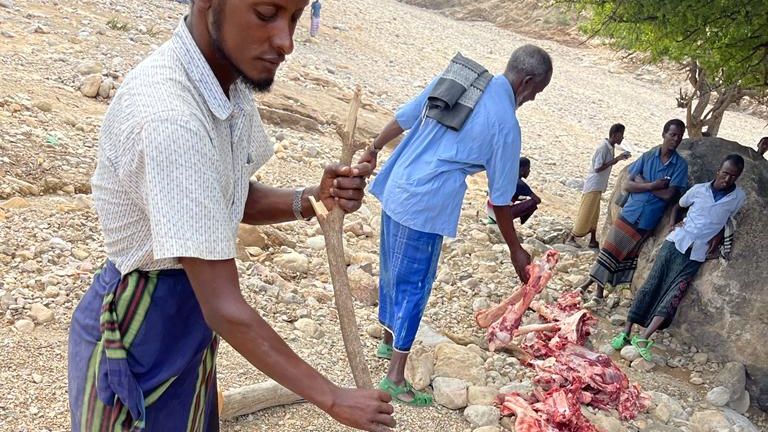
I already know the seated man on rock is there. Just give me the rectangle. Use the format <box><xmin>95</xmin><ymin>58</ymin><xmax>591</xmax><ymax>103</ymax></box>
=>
<box><xmin>487</xmin><ymin>157</ymin><xmax>541</xmax><ymax>225</ymax></box>
<box><xmin>610</xmin><ymin>154</ymin><xmax>747</xmax><ymax>361</ymax></box>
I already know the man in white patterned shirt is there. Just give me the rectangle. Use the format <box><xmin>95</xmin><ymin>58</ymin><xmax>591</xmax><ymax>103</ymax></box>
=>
<box><xmin>67</xmin><ymin>1</ymin><xmax>394</xmax><ymax>431</ymax></box>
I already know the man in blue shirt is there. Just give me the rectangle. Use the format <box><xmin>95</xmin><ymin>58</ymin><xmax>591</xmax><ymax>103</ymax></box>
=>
<box><xmin>357</xmin><ymin>45</ymin><xmax>553</xmax><ymax>406</ymax></box>
<box><xmin>580</xmin><ymin>119</ymin><xmax>689</xmax><ymax>303</ymax></box>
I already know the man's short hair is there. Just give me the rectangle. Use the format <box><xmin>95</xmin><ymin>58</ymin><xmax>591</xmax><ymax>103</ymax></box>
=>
<box><xmin>663</xmin><ymin>119</ymin><xmax>686</xmax><ymax>135</ymax></box>
<box><xmin>721</xmin><ymin>154</ymin><xmax>745</xmax><ymax>172</ymax></box>
<box><xmin>520</xmin><ymin>157</ymin><xmax>531</xmax><ymax>168</ymax></box>
<box><xmin>609</xmin><ymin>123</ymin><xmax>625</xmax><ymax>136</ymax></box>
<box><xmin>506</xmin><ymin>45</ymin><xmax>553</xmax><ymax>81</ymax></box>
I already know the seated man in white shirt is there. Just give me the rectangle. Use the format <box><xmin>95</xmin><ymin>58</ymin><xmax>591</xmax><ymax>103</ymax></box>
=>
<box><xmin>608</xmin><ymin>154</ymin><xmax>747</xmax><ymax>361</ymax></box>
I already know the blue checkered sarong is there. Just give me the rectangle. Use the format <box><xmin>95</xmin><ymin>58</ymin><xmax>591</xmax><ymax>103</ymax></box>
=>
<box><xmin>378</xmin><ymin>212</ymin><xmax>443</xmax><ymax>352</ymax></box>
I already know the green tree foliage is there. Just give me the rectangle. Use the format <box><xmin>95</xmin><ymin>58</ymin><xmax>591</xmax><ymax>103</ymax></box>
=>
<box><xmin>563</xmin><ymin>0</ymin><xmax>768</xmax><ymax>137</ymax></box>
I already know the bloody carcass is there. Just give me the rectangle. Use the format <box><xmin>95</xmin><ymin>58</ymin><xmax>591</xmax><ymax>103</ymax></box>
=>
<box><xmin>485</xmin><ymin>251</ymin><xmax>650</xmax><ymax>428</ymax></box>
<box><xmin>531</xmin><ymin>344</ymin><xmax>650</xmax><ymax>420</ymax></box>
<box><xmin>497</xmin><ymin>386</ymin><xmax>599</xmax><ymax>432</ymax></box>
<box><xmin>477</xmin><ymin>250</ymin><xmax>560</xmax><ymax>351</ymax></box>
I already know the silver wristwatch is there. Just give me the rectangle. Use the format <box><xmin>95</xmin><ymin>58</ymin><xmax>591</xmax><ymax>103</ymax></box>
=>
<box><xmin>292</xmin><ymin>188</ymin><xmax>311</xmax><ymax>221</ymax></box>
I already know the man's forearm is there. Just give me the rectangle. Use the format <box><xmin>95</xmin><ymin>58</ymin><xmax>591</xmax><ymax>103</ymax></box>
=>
<box><xmin>669</xmin><ymin>204</ymin><xmax>685</xmax><ymax>226</ymax></box>
<box><xmin>624</xmin><ymin>178</ymin><xmax>652</xmax><ymax>193</ymax></box>
<box><xmin>180</xmin><ymin>258</ymin><xmax>338</xmax><ymax>413</ymax></box>
<box><xmin>508</xmin><ymin>199</ymin><xmax>538</xmax><ymax>218</ymax></box>
<box><xmin>213</xmin><ymin>302</ymin><xmax>337</xmax><ymax>410</ymax></box>
<box><xmin>372</xmin><ymin>119</ymin><xmax>404</xmax><ymax>151</ymax></box>
<box><xmin>529</xmin><ymin>193</ymin><xmax>542</xmax><ymax>205</ymax></box>
<box><xmin>493</xmin><ymin>205</ymin><xmax>525</xmax><ymax>252</ymax></box>
<box><xmin>594</xmin><ymin>157</ymin><xmax>620</xmax><ymax>173</ymax></box>
<box><xmin>594</xmin><ymin>163</ymin><xmax>611</xmax><ymax>173</ymax></box>
<box><xmin>651</xmin><ymin>187</ymin><xmax>677</xmax><ymax>201</ymax></box>
<box><xmin>242</xmin><ymin>181</ymin><xmax>318</xmax><ymax>225</ymax></box>
<box><xmin>707</xmin><ymin>228</ymin><xmax>725</xmax><ymax>255</ymax></box>
<box><xmin>624</xmin><ymin>180</ymin><xmax>650</xmax><ymax>193</ymax></box>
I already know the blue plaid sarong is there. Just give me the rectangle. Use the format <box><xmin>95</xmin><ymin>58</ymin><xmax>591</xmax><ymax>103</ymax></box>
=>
<box><xmin>378</xmin><ymin>212</ymin><xmax>443</xmax><ymax>352</ymax></box>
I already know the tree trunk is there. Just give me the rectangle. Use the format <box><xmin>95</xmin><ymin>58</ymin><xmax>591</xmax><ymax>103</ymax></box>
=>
<box><xmin>704</xmin><ymin>112</ymin><xmax>724</xmax><ymax>137</ymax></box>
<box><xmin>686</xmin><ymin>108</ymin><xmax>704</xmax><ymax>138</ymax></box>
<box><xmin>682</xmin><ymin>60</ymin><xmax>750</xmax><ymax>138</ymax></box>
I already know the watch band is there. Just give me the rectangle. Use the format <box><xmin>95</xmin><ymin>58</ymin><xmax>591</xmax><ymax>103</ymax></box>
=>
<box><xmin>292</xmin><ymin>188</ymin><xmax>310</xmax><ymax>221</ymax></box>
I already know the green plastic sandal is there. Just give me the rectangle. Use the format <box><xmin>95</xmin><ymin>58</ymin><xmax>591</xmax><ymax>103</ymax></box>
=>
<box><xmin>378</xmin><ymin>377</ymin><xmax>433</xmax><ymax>407</ymax></box>
<box><xmin>631</xmin><ymin>336</ymin><xmax>655</xmax><ymax>361</ymax></box>
<box><xmin>610</xmin><ymin>332</ymin><xmax>630</xmax><ymax>350</ymax></box>
<box><xmin>376</xmin><ymin>343</ymin><xmax>393</xmax><ymax>360</ymax></box>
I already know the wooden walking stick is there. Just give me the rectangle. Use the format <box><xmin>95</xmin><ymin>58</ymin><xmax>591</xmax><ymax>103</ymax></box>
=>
<box><xmin>215</xmin><ymin>88</ymin><xmax>371</xmax><ymax>420</ymax></box>
<box><xmin>308</xmin><ymin>86</ymin><xmax>373</xmax><ymax>389</ymax></box>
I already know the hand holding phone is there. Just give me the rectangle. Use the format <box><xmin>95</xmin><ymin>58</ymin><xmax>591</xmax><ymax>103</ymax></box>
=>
<box><xmin>655</xmin><ymin>176</ymin><xmax>671</xmax><ymax>190</ymax></box>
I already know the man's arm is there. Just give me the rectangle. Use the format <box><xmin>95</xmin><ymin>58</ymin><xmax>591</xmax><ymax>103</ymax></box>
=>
<box><xmin>358</xmin><ymin>77</ymin><xmax>438</xmax><ymax>169</ymax></box>
<box><xmin>493</xmin><ymin>204</ymin><xmax>532</xmax><ymax>283</ymax></box>
<box><xmin>706</xmin><ymin>228</ymin><xmax>726</xmax><ymax>259</ymax></box>
<box><xmin>595</xmin><ymin>152</ymin><xmax>631</xmax><ymax>173</ymax></box>
<box><xmin>357</xmin><ymin>120</ymin><xmax>404</xmax><ymax>171</ymax></box>
<box><xmin>514</xmin><ymin>181</ymin><xmax>540</xmax><ymax>205</ymax></box>
<box><xmin>650</xmin><ymin>187</ymin><xmax>680</xmax><ymax>202</ymax></box>
<box><xmin>180</xmin><ymin>258</ymin><xmax>395</xmax><ymax>432</ymax></box>
<box><xmin>372</xmin><ymin>120</ymin><xmax>405</xmax><ymax>152</ymax></box>
<box><xmin>667</xmin><ymin>185</ymin><xmax>698</xmax><ymax>232</ymax></box>
<box><xmin>666</xmin><ymin>203</ymin><xmax>686</xmax><ymax>233</ymax></box>
<box><xmin>624</xmin><ymin>174</ymin><xmax>670</xmax><ymax>194</ymax></box>
<box><xmin>242</xmin><ymin>163</ymin><xmax>371</xmax><ymax>225</ymax></box>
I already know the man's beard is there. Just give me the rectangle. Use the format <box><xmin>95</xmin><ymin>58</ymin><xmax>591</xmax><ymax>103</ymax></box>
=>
<box><xmin>210</xmin><ymin>2</ymin><xmax>274</xmax><ymax>92</ymax></box>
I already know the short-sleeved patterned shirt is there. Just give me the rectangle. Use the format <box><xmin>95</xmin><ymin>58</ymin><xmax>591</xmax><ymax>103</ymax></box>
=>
<box><xmin>91</xmin><ymin>20</ymin><xmax>274</xmax><ymax>275</ymax></box>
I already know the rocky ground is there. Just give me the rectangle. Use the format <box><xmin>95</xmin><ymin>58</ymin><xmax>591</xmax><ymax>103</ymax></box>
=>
<box><xmin>1</xmin><ymin>0</ymin><xmax>767</xmax><ymax>431</ymax></box>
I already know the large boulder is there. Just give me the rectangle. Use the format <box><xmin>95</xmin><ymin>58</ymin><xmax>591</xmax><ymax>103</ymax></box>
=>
<box><xmin>602</xmin><ymin>137</ymin><xmax>768</xmax><ymax>410</ymax></box>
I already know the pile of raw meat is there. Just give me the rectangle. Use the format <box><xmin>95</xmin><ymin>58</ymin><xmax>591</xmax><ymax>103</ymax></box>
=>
<box><xmin>475</xmin><ymin>250</ymin><xmax>650</xmax><ymax>431</ymax></box>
